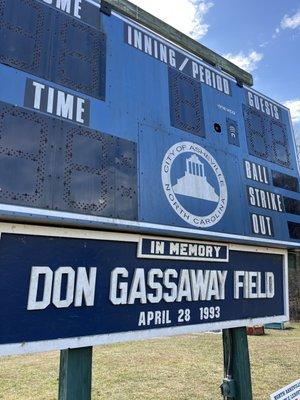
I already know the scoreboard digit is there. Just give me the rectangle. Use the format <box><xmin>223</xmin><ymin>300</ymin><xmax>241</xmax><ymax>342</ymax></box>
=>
<box><xmin>0</xmin><ymin>0</ymin><xmax>106</xmax><ymax>99</ymax></box>
<box><xmin>169</xmin><ymin>68</ymin><xmax>205</xmax><ymax>137</ymax></box>
<box><xmin>244</xmin><ymin>105</ymin><xmax>291</xmax><ymax>168</ymax></box>
<box><xmin>0</xmin><ymin>101</ymin><xmax>137</xmax><ymax>219</ymax></box>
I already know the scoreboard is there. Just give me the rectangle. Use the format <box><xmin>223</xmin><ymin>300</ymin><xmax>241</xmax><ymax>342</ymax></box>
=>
<box><xmin>0</xmin><ymin>0</ymin><xmax>294</xmax><ymax>356</ymax></box>
<box><xmin>0</xmin><ymin>0</ymin><xmax>299</xmax><ymax>248</ymax></box>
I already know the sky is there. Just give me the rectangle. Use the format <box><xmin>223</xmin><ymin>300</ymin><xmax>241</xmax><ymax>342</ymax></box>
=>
<box><xmin>129</xmin><ymin>0</ymin><xmax>300</xmax><ymax>147</ymax></box>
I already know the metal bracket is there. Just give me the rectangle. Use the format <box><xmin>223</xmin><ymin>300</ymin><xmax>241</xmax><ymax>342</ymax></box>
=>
<box><xmin>100</xmin><ymin>0</ymin><xmax>112</xmax><ymax>16</ymax></box>
<box><xmin>220</xmin><ymin>378</ymin><xmax>236</xmax><ymax>398</ymax></box>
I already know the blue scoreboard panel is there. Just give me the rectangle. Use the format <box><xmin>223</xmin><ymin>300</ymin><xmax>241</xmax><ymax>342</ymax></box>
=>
<box><xmin>0</xmin><ymin>0</ymin><xmax>299</xmax><ymax>248</ymax></box>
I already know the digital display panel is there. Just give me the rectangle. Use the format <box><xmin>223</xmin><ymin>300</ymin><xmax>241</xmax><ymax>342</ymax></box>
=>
<box><xmin>272</xmin><ymin>171</ymin><xmax>299</xmax><ymax>193</ymax></box>
<box><xmin>0</xmin><ymin>102</ymin><xmax>137</xmax><ymax>220</ymax></box>
<box><xmin>243</xmin><ymin>105</ymin><xmax>291</xmax><ymax>168</ymax></box>
<box><xmin>283</xmin><ymin>197</ymin><xmax>300</xmax><ymax>216</ymax></box>
<box><xmin>0</xmin><ymin>0</ymin><xmax>106</xmax><ymax>99</ymax></box>
<box><xmin>288</xmin><ymin>222</ymin><xmax>300</xmax><ymax>240</ymax></box>
<box><xmin>0</xmin><ymin>0</ymin><xmax>299</xmax><ymax>248</ymax></box>
<box><xmin>169</xmin><ymin>68</ymin><xmax>205</xmax><ymax>137</ymax></box>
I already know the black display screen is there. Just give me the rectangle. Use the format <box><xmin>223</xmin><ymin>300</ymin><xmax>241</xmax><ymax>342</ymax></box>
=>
<box><xmin>284</xmin><ymin>197</ymin><xmax>300</xmax><ymax>216</ymax></box>
<box><xmin>169</xmin><ymin>68</ymin><xmax>205</xmax><ymax>137</ymax></box>
<box><xmin>0</xmin><ymin>0</ymin><xmax>106</xmax><ymax>100</ymax></box>
<box><xmin>272</xmin><ymin>171</ymin><xmax>299</xmax><ymax>192</ymax></box>
<box><xmin>0</xmin><ymin>101</ymin><xmax>138</xmax><ymax>220</ymax></box>
<box><xmin>288</xmin><ymin>222</ymin><xmax>300</xmax><ymax>240</ymax></box>
<box><xmin>243</xmin><ymin>105</ymin><xmax>291</xmax><ymax>168</ymax></box>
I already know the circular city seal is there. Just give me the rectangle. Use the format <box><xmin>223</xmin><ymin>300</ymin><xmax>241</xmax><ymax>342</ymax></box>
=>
<box><xmin>161</xmin><ymin>142</ymin><xmax>228</xmax><ymax>228</ymax></box>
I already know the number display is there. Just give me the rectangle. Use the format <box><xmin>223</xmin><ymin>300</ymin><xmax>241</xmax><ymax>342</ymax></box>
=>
<box><xmin>169</xmin><ymin>68</ymin><xmax>205</xmax><ymax>137</ymax></box>
<box><xmin>270</xmin><ymin>120</ymin><xmax>291</xmax><ymax>167</ymax></box>
<box><xmin>284</xmin><ymin>197</ymin><xmax>300</xmax><ymax>216</ymax></box>
<box><xmin>243</xmin><ymin>105</ymin><xmax>291</xmax><ymax>168</ymax></box>
<box><xmin>0</xmin><ymin>101</ymin><xmax>137</xmax><ymax>219</ymax></box>
<box><xmin>0</xmin><ymin>103</ymin><xmax>48</xmax><ymax>205</ymax></box>
<box><xmin>272</xmin><ymin>171</ymin><xmax>299</xmax><ymax>193</ymax></box>
<box><xmin>0</xmin><ymin>0</ymin><xmax>106</xmax><ymax>100</ymax></box>
<box><xmin>54</xmin><ymin>15</ymin><xmax>106</xmax><ymax>99</ymax></box>
<box><xmin>62</xmin><ymin>126</ymin><xmax>116</xmax><ymax>215</ymax></box>
<box><xmin>0</xmin><ymin>0</ymin><xmax>49</xmax><ymax>76</ymax></box>
<box><xmin>288</xmin><ymin>222</ymin><xmax>300</xmax><ymax>240</ymax></box>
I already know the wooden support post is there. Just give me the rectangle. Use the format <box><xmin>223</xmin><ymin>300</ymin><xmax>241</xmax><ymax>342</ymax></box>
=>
<box><xmin>222</xmin><ymin>328</ymin><xmax>253</xmax><ymax>400</ymax></box>
<box><xmin>58</xmin><ymin>347</ymin><xmax>93</xmax><ymax>400</ymax></box>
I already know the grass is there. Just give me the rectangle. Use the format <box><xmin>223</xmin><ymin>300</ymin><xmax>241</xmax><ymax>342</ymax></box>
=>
<box><xmin>0</xmin><ymin>323</ymin><xmax>299</xmax><ymax>400</ymax></box>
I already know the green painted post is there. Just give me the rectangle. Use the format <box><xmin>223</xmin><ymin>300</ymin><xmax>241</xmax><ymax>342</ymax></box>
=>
<box><xmin>222</xmin><ymin>328</ymin><xmax>253</xmax><ymax>400</ymax></box>
<box><xmin>58</xmin><ymin>347</ymin><xmax>93</xmax><ymax>400</ymax></box>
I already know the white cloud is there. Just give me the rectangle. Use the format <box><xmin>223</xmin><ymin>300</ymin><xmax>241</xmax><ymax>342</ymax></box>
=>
<box><xmin>259</xmin><ymin>41</ymin><xmax>269</xmax><ymax>48</ymax></box>
<box><xmin>284</xmin><ymin>99</ymin><xmax>300</xmax><ymax>123</ymax></box>
<box><xmin>271</xmin><ymin>27</ymin><xmax>280</xmax><ymax>39</ymax></box>
<box><xmin>222</xmin><ymin>51</ymin><xmax>263</xmax><ymax>73</ymax></box>
<box><xmin>128</xmin><ymin>0</ymin><xmax>214</xmax><ymax>40</ymax></box>
<box><xmin>281</xmin><ymin>10</ymin><xmax>300</xmax><ymax>29</ymax></box>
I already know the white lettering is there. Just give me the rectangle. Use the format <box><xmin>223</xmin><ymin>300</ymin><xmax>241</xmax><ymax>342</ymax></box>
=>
<box><xmin>56</xmin><ymin>0</ymin><xmax>71</xmax><ymax>13</ymax></box>
<box><xmin>47</xmin><ymin>87</ymin><xmax>55</xmax><ymax>114</ymax></box>
<box><xmin>52</xmin><ymin>267</ymin><xmax>75</xmax><ymax>308</ymax></box>
<box><xmin>177</xmin><ymin>270</ymin><xmax>192</xmax><ymax>301</ymax></box>
<box><xmin>192</xmin><ymin>61</ymin><xmax>199</xmax><ymax>79</ymax></box>
<box><xmin>109</xmin><ymin>267</ymin><xmax>128</xmax><ymax>305</ymax></box>
<box><xmin>147</xmin><ymin>269</ymin><xmax>163</xmax><ymax>303</ymax></box>
<box><xmin>27</xmin><ymin>267</ymin><xmax>53</xmax><ymax>310</ymax></box>
<box><xmin>56</xmin><ymin>91</ymin><xmax>74</xmax><ymax>120</ymax></box>
<box><xmin>74</xmin><ymin>267</ymin><xmax>97</xmax><ymax>307</ymax></box>
<box><xmin>76</xmin><ymin>98</ymin><xmax>85</xmax><ymax>124</ymax></box>
<box><xmin>74</xmin><ymin>0</ymin><xmax>82</xmax><ymax>19</ymax></box>
<box><xmin>163</xmin><ymin>269</ymin><xmax>178</xmax><ymax>302</ymax></box>
<box><xmin>32</xmin><ymin>82</ymin><xmax>45</xmax><ymax>110</ymax></box>
<box><xmin>128</xmin><ymin>269</ymin><xmax>147</xmax><ymax>304</ymax></box>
